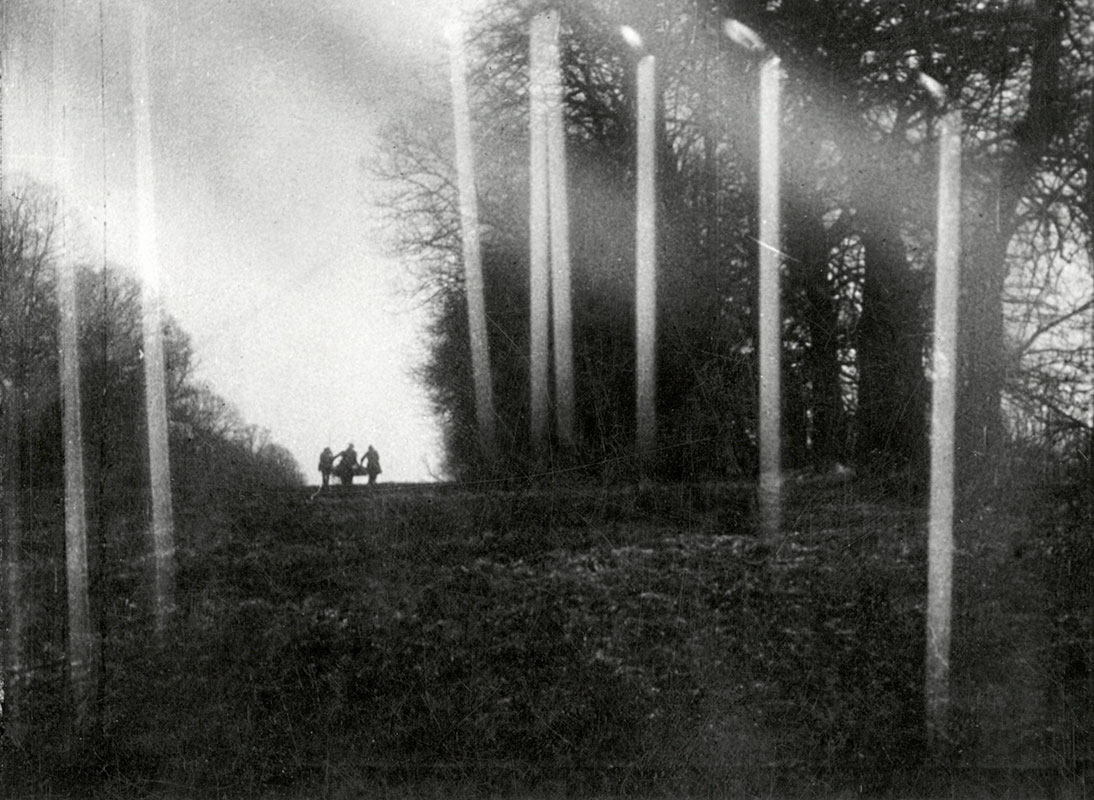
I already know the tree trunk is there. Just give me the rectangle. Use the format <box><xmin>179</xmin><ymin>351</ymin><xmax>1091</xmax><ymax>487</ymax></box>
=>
<box><xmin>856</xmin><ymin>208</ymin><xmax>928</xmax><ymax>471</ymax></box>
<box><xmin>1</xmin><ymin>373</ymin><xmax>26</xmax><ymax>746</ymax></box>
<box><xmin>786</xmin><ymin>199</ymin><xmax>846</xmax><ymax>467</ymax></box>
<box><xmin>0</xmin><ymin>9</ymin><xmax>25</xmax><ymax>744</ymax></box>
<box><xmin>956</xmin><ymin>216</ymin><xmax>1008</xmax><ymax>486</ymax></box>
<box><xmin>957</xmin><ymin>0</ymin><xmax>1069</xmax><ymax>487</ymax></box>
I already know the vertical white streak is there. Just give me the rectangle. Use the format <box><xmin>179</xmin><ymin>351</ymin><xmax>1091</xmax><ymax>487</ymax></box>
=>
<box><xmin>448</xmin><ymin>16</ymin><xmax>496</xmax><ymax>458</ymax></box>
<box><xmin>926</xmin><ymin>108</ymin><xmax>962</xmax><ymax>745</ymax></box>
<box><xmin>1</xmin><ymin>0</ymin><xmax>27</xmax><ymax>744</ymax></box>
<box><xmin>0</xmin><ymin>0</ymin><xmax>5</xmax><ymax>201</ymax></box>
<box><xmin>529</xmin><ymin>13</ymin><xmax>551</xmax><ymax>447</ymax></box>
<box><xmin>0</xmin><ymin>0</ymin><xmax>5</xmax><ymax>706</ymax></box>
<box><xmin>131</xmin><ymin>0</ymin><xmax>175</xmax><ymax>633</ymax></box>
<box><xmin>52</xmin><ymin>0</ymin><xmax>93</xmax><ymax>723</ymax></box>
<box><xmin>758</xmin><ymin>56</ymin><xmax>782</xmax><ymax>537</ymax></box>
<box><xmin>543</xmin><ymin>10</ymin><xmax>574</xmax><ymax>448</ymax></box>
<box><xmin>635</xmin><ymin>53</ymin><xmax>657</xmax><ymax>458</ymax></box>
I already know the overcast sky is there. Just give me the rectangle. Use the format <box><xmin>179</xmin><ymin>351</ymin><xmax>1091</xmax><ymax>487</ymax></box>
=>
<box><xmin>5</xmin><ymin>0</ymin><xmax>487</xmax><ymax>482</ymax></box>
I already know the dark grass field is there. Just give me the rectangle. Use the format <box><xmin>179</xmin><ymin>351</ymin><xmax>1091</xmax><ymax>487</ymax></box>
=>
<box><xmin>4</xmin><ymin>473</ymin><xmax>1093</xmax><ymax>798</ymax></box>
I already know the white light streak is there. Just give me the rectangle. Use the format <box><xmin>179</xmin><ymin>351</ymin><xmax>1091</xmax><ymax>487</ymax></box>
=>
<box><xmin>529</xmin><ymin>12</ymin><xmax>551</xmax><ymax>446</ymax></box>
<box><xmin>926</xmin><ymin>101</ymin><xmax>962</xmax><ymax>747</ymax></box>
<box><xmin>723</xmin><ymin>19</ymin><xmax>767</xmax><ymax>53</ymax></box>
<box><xmin>448</xmin><ymin>12</ymin><xmax>497</xmax><ymax>457</ymax></box>
<box><xmin>635</xmin><ymin>52</ymin><xmax>657</xmax><ymax>458</ymax></box>
<box><xmin>757</xmin><ymin>55</ymin><xmax>783</xmax><ymax>538</ymax></box>
<box><xmin>619</xmin><ymin>25</ymin><xmax>643</xmax><ymax>51</ymax></box>
<box><xmin>132</xmin><ymin>0</ymin><xmax>176</xmax><ymax>633</ymax></box>
<box><xmin>917</xmin><ymin>71</ymin><xmax>946</xmax><ymax>104</ymax></box>
<box><xmin>544</xmin><ymin>10</ymin><xmax>575</xmax><ymax>447</ymax></box>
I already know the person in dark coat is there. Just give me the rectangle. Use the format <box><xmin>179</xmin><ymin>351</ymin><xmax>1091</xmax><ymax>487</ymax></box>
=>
<box><xmin>333</xmin><ymin>443</ymin><xmax>359</xmax><ymax>485</ymax></box>
<box><xmin>317</xmin><ymin>447</ymin><xmax>335</xmax><ymax>490</ymax></box>
<box><xmin>363</xmin><ymin>445</ymin><xmax>382</xmax><ymax>485</ymax></box>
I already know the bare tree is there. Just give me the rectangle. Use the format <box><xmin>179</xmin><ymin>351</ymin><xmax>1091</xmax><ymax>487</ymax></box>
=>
<box><xmin>1</xmin><ymin>186</ymin><xmax>59</xmax><ymax>745</ymax></box>
<box><xmin>379</xmin><ymin>0</ymin><xmax>1094</xmax><ymax>486</ymax></box>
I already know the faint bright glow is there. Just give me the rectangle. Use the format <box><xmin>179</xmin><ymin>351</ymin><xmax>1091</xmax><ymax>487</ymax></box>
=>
<box><xmin>918</xmin><ymin>71</ymin><xmax>947</xmax><ymax>103</ymax></box>
<box><xmin>619</xmin><ymin>25</ymin><xmax>643</xmax><ymax>51</ymax></box>
<box><xmin>443</xmin><ymin>9</ymin><xmax>473</xmax><ymax>47</ymax></box>
<box><xmin>723</xmin><ymin>19</ymin><xmax>766</xmax><ymax>53</ymax></box>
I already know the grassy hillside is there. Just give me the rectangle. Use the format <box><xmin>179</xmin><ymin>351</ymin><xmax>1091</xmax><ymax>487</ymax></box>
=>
<box><xmin>5</xmin><ymin>476</ymin><xmax>1091</xmax><ymax>798</ymax></box>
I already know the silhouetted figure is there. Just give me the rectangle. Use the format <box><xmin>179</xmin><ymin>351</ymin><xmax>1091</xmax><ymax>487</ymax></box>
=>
<box><xmin>334</xmin><ymin>443</ymin><xmax>359</xmax><ymax>485</ymax></box>
<box><xmin>317</xmin><ymin>447</ymin><xmax>335</xmax><ymax>489</ymax></box>
<box><xmin>364</xmin><ymin>445</ymin><xmax>382</xmax><ymax>485</ymax></box>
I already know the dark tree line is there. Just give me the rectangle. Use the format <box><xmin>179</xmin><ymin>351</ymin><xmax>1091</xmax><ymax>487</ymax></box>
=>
<box><xmin>1</xmin><ymin>188</ymin><xmax>302</xmax><ymax>514</ymax></box>
<box><xmin>380</xmin><ymin>0</ymin><xmax>1092</xmax><ymax>484</ymax></box>
<box><xmin>1</xmin><ymin>181</ymin><xmax>302</xmax><ymax>743</ymax></box>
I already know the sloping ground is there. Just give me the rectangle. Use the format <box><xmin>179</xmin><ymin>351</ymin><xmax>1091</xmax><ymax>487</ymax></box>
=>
<box><xmin>180</xmin><ymin>478</ymin><xmax>1090</xmax><ymax>795</ymax></box>
<box><xmin>951</xmin><ymin>503</ymin><xmax>1053</xmax><ymax>773</ymax></box>
<box><xmin>6</xmin><ymin>476</ymin><xmax>1092</xmax><ymax>798</ymax></box>
<box><xmin>294</xmin><ymin>478</ymin><xmax>929</xmax><ymax>791</ymax></box>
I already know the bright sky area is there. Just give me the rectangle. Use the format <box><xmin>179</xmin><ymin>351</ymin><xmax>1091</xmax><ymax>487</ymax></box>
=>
<box><xmin>4</xmin><ymin>0</ymin><xmax>488</xmax><ymax>482</ymax></box>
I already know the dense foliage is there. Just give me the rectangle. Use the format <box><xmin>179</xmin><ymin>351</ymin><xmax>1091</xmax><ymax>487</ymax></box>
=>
<box><xmin>379</xmin><ymin>0</ymin><xmax>1093</xmax><ymax>483</ymax></box>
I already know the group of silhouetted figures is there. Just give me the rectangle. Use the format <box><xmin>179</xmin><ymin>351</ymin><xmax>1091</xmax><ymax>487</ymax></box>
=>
<box><xmin>317</xmin><ymin>442</ymin><xmax>382</xmax><ymax>489</ymax></box>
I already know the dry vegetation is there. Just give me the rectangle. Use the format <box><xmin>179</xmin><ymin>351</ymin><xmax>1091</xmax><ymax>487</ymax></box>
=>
<box><xmin>4</xmin><ymin>471</ymin><xmax>1090</xmax><ymax>798</ymax></box>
